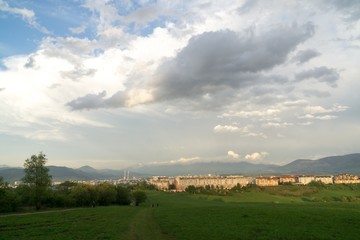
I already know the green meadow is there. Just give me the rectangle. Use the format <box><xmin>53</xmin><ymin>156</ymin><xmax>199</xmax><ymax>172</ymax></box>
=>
<box><xmin>2</xmin><ymin>185</ymin><xmax>360</xmax><ymax>240</ymax></box>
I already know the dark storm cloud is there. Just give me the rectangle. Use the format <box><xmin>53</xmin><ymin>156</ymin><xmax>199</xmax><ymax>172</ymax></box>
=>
<box><xmin>295</xmin><ymin>66</ymin><xmax>340</xmax><ymax>87</ymax></box>
<box><xmin>67</xmin><ymin>91</ymin><xmax>107</xmax><ymax>110</ymax></box>
<box><xmin>292</xmin><ymin>49</ymin><xmax>321</xmax><ymax>65</ymax></box>
<box><xmin>67</xmin><ymin>90</ymin><xmax>128</xmax><ymax>110</ymax></box>
<box><xmin>67</xmin><ymin>22</ymin><xmax>315</xmax><ymax>110</ymax></box>
<box><xmin>152</xmin><ymin>23</ymin><xmax>314</xmax><ymax>102</ymax></box>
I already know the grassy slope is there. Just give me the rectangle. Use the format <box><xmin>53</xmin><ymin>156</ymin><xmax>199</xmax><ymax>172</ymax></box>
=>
<box><xmin>0</xmin><ymin>207</ymin><xmax>139</xmax><ymax>240</ymax></box>
<box><xmin>2</xmin><ymin>186</ymin><xmax>360</xmax><ymax>240</ymax></box>
<box><xmin>149</xmin><ymin>187</ymin><xmax>360</xmax><ymax>240</ymax></box>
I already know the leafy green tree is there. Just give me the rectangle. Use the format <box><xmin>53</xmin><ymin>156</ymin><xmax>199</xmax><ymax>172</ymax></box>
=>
<box><xmin>0</xmin><ymin>176</ymin><xmax>7</xmax><ymax>189</ymax></box>
<box><xmin>0</xmin><ymin>176</ymin><xmax>20</xmax><ymax>213</ymax></box>
<box><xmin>185</xmin><ymin>185</ymin><xmax>197</xmax><ymax>194</ymax></box>
<box><xmin>97</xmin><ymin>183</ymin><xmax>116</xmax><ymax>206</ymax></box>
<box><xmin>169</xmin><ymin>183</ymin><xmax>176</xmax><ymax>190</ymax></box>
<box><xmin>71</xmin><ymin>184</ymin><xmax>98</xmax><ymax>207</ymax></box>
<box><xmin>22</xmin><ymin>152</ymin><xmax>52</xmax><ymax>210</ymax></box>
<box><xmin>115</xmin><ymin>185</ymin><xmax>131</xmax><ymax>205</ymax></box>
<box><xmin>132</xmin><ymin>190</ymin><xmax>147</xmax><ymax>206</ymax></box>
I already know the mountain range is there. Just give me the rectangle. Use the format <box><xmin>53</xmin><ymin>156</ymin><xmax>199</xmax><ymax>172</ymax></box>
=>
<box><xmin>1</xmin><ymin>153</ymin><xmax>359</xmax><ymax>183</ymax></box>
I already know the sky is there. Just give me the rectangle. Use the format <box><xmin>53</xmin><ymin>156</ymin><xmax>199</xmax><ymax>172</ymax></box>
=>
<box><xmin>0</xmin><ymin>0</ymin><xmax>359</xmax><ymax>169</ymax></box>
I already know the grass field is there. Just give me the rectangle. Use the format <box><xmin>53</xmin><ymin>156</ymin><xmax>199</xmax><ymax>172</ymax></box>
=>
<box><xmin>2</xmin><ymin>186</ymin><xmax>360</xmax><ymax>239</ymax></box>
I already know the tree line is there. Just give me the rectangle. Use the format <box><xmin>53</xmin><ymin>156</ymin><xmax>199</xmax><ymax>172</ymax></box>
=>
<box><xmin>0</xmin><ymin>152</ymin><xmax>147</xmax><ymax>213</ymax></box>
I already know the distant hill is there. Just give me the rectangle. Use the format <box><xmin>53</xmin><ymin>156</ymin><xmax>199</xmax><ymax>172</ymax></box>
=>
<box><xmin>279</xmin><ymin>153</ymin><xmax>360</xmax><ymax>174</ymax></box>
<box><xmin>1</xmin><ymin>153</ymin><xmax>360</xmax><ymax>182</ymax></box>
<box><xmin>129</xmin><ymin>161</ymin><xmax>278</xmax><ymax>176</ymax></box>
<box><xmin>0</xmin><ymin>166</ymin><xmax>127</xmax><ymax>183</ymax></box>
<box><xmin>0</xmin><ymin>168</ymin><xmax>23</xmax><ymax>183</ymax></box>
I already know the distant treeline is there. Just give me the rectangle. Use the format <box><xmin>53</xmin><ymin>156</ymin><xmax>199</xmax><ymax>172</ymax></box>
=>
<box><xmin>0</xmin><ymin>177</ymin><xmax>149</xmax><ymax>213</ymax></box>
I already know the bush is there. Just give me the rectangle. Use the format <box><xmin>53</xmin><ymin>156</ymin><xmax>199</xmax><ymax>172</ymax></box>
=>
<box><xmin>132</xmin><ymin>190</ymin><xmax>147</xmax><ymax>206</ymax></box>
<box><xmin>0</xmin><ymin>190</ymin><xmax>20</xmax><ymax>213</ymax></box>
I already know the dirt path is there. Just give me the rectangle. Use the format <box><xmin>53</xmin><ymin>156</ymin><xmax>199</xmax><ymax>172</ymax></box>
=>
<box><xmin>126</xmin><ymin>208</ymin><xmax>174</xmax><ymax>240</ymax></box>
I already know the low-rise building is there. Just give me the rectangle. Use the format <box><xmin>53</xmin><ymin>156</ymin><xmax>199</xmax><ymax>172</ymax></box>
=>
<box><xmin>297</xmin><ymin>175</ymin><xmax>315</xmax><ymax>185</ymax></box>
<box><xmin>174</xmin><ymin>176</ymin><xmax>253</xmax><ymax>191</ymax></box>
<box><xmin>334</xmin><ymin>174</ymin><xmax>360</xmax><ymax>184</ymax></box>
<box><xmin>315</xmin><ymin>176</ymin><xmax>333</xmax><ymax>184</ymax></box>
<box><xmin>149</xmin><ymin>176</ymin><xmax>174</xmax><ymax>190</ymax></box>
<box><xmin>279</xmin><ymin>176</ymin><xmax>297</xmax><ymax>184</ymax></box>
<box><xmin>255</xmin><ymin>177</ymin><xmax>279</xmax><ymax>187</ymax></box>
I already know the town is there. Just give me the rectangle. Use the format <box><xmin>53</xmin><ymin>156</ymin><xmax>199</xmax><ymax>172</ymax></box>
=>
<box><xmin>149</xmin><ymin>173</ymin><xmax>360</xmax><ymax>191</ymax></box>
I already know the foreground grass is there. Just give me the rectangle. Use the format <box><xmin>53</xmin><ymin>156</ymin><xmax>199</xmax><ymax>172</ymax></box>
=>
<box><xmin>2</xmin><ymin>186</ymin><xmax>360</xmax><ymax>240</ymax></box>
<box><xmin>0</xmin><ymin>207</ymin><xmax>140</xmax><ymax>240</ymax></box>
<box><xmin>154</xmin><ymin>200</ymin><xmax>360</xmax><ymax>239</ymax></box>
<box><xmin>149</xmin><ymin>188</ymin><xmax>360</xmax><ymax>240</ymax></box>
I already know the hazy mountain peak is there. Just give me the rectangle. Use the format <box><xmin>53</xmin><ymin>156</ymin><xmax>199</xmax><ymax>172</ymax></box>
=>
<box><xmin>77</xmin><ymin>165</ymin><xmax>98</xmax><ymax>173</ymax></box>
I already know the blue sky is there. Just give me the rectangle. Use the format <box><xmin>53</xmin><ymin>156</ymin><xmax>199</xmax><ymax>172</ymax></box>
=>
<box><xmin>0</xmin><ymin>0</ymin><xmax>359</xmax><ymax>169</ymax></box>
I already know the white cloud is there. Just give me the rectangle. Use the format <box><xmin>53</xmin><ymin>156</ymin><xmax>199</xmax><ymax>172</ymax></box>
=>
<box><xmin>304</xmin><ymin>104</ymin><xmax>349</xmax><ymax>114</ymax></box>
<box><xmin>214</xmin><ymin>125</ymin><xmax>243</xmax><ymax>133</ymax></box>
<box><xmin>227</xmin><ymin>150</ymin><xmax>240</xmax><ymax>159</ymax></box>
<box><xmin>245</xmin><ymin>152</ymin><xmax>269</xmax><ymax>161</ymax></box>
<box><xmin>0</xmin><ymin>0</ymin><xmax>50</xmax><ymax>33</ymax></box>
<box><xmin>150</xmin><ymin>156</ymin><xmax>201</xmax><ymax>165</ymax></box>
<box><xmin>220</xmin><ymin>109</ymin><xmax>280</xmax><ymax>119</ymax></box>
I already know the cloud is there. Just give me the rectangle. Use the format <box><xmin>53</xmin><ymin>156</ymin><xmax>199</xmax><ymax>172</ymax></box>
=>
<box><xmin>262</xmin><ymin>122</ymin><xmax>293</xmax><ymax>128</ymax></box>
<box><xmin>302</xmin><ymin>89</ymin><xmax>331</xmax><ymax>98</ymax></box>
<box><xmin>227</xmin><ymin>150</ymin><xmax>240</xmax><ymax>159</ymax></box>
<box><xmin>124</xmin><ymin>4</ymin><xmax>164</xmax><ymax>25</ymax></box>
<box><xmin>69</xmin><ymin>26</ymin><xmax>86</xmax><ymax>34</ymax></box>
<box><xmin>219</xmin><ymin>109</ymin><xmax>280</xmax><ymax>119</ymax></box>
<box><xmin>214</xmin><ymin>125</ymin><xmax>248</xmax><ymax>133</ymax></box>
<box><xmin>152</xmin><ymin>23</ymin><xmax>314</xmax><ymax>101</ymax></box>
<box><xmin>24</xmin><ymin>57</ymin><xmax>36</xmax><ymax>68</ymax></box>
<box><xmin>292</xmin><ymin>49</ymin><xmax>321</xmax><ymax>64</ymax></box>
<box><xmin>61</xmin><ymin>66</ymin><xmax>97</xmax><ymax>81</ymax></box>
<box><xmin>298</xmin><ymin>104</ymin><xmax>348</xmax><ymax>121</ymax></box>
<box><xmin>245</xmin><ymin>152</ymin><xmax>268</xmax><ymax>161</ymax></box>
<box><xmin>326</xmin><ymin>0</ymin><xmax>360</xmax><ymax>22</ymax></box>
<box><xmin>67</xmin><ymin>22</ymin><xmax>315</xmax><ymax>110</ymax></box>
<box><xmin>295</xmin><ymin>66</ymin><xmax>340</xmax><ymax>87</ymax></box>
<box><xmin>299</xmin><ymin>114</ymin><xmax>337</xmax><ymax>121</ymax></box>
<box><xmin>67</xmin><ymin>91</ymin><xmax>108</xmax><ymax>110</ymax></box>
<box><xmin>150</xmin><ymin>156</ymin><xmax>200</xmax><ymax>165</ymax></box>
<box><xmin>304</xmin><ymin>104</ymin><xmax>348</xmax><ymax>114</ymax></box>
<box><xmin>214</xmin><ymin>124</ymin><xmax>267</xmax><ymax>138</ymax></box>
<box><xmin>0</xmin><ymin>0</ymin><xmax>50</xmax><ymax>34</ymax></box>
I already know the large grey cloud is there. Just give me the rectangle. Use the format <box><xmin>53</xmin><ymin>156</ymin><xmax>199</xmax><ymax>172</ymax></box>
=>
<box><xmin>292</xmin><ymin>49</ymin><xmax>321</xmax><ymax>65</ymax></box>
<box><xmin>295</xmin><ymin>66</ymin><xmax>340</xmax><ymax>87</ymax></box>
<box><xmin>150</xmin><ymin>22</ymin><xmax>314</xmax><ymax>103</ymax></box>
<box><xmin>327</xmin><ymin>0</ymin><xmax>360</xmax><ymax>22</ymax></box>
<box><xmin>67</xmin><ymin>22</ymin><xmax>315</xmax><ymax>110</ymax></box>
<box><xmin>67</xmin><ymin>91</ymin><xmax>107</xmax><ymax>110</ymax></box>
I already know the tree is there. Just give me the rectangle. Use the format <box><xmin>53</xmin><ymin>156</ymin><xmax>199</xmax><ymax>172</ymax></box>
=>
<box><xmin>22</xmin><ymin>152</ymin><xmax>52</xmax><ymax>210</ymax></box>
<box><xmin>115</xmin><ymin>185</ymin><xmax>131</xmax><ymax>205</ymax></box>
<box><xmin>132</xmin><ymin>190</ymin><xmax>147</xmax><ymax>206</ymax></box>
<box><xmin>185</xmin><ymin>185</ymin><xmax>197</xmax><ymax>194</ymax></box>
<box><xmin>97</xmin><ymin>183</ymin><xmax>116</xmax><ymax>206</ymax></box>
<box><xmin>0</xmin><ymin>176</ymin><xmax>7</xmax><ymax>189</ymax></box>
<box><xmin>71</xmin><ymin>184</ymin><xmax>98</xmax><ymax>207</ymax></box>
